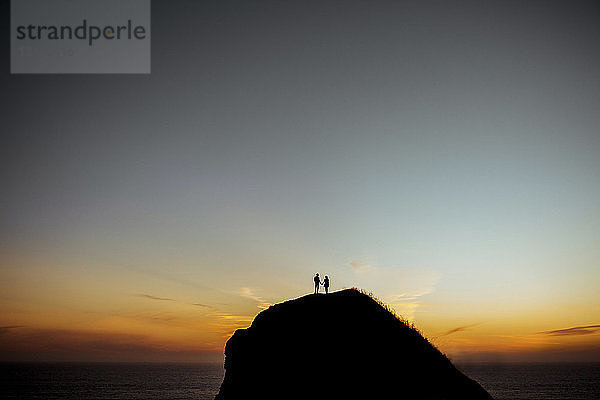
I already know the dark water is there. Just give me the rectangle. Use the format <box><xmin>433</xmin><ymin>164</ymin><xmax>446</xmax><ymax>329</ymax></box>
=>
<box><xmin>1</xmin><ymin>363</ymin><xmax>224</xmax><ymax>400</ymax></box>
<box><xmin>2</xmin><ymin>362</ymin><xmax>599</xmax><ymax>399</ymax></box>
<box><xmin>458</xmin><ymin>363</ymin><xmax>600</xmax><ymax>400</ymax></box>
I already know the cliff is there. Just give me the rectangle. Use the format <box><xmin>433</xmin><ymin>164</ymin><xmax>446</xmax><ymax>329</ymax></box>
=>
<box><xmin>215</xmin><ymin>288</ymin><xmax>493</xmax><ymax>399</ymax></box>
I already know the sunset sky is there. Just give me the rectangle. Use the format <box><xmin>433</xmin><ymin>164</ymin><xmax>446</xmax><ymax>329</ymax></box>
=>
<box><xmin>1</xmin><ymin>0</ymin><xmax>600</xmax><ymax>363</ymax></box>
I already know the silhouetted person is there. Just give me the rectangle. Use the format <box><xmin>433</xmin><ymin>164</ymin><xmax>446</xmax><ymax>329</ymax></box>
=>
<box><xmin>314</xmin><ymin>273</ymin><xmax>321</xmax><ymax>294</ymax></box>
<box><xmin>323</xmin><ymin>276</ymin><xmax>330</xmax><ymax>294</ymax></box>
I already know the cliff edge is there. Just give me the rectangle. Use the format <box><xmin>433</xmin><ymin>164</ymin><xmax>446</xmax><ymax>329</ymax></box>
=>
<box><xmin>215</xmin><ymin>288</ymin><xmax>492</xmax><ymax>399</ymax></box>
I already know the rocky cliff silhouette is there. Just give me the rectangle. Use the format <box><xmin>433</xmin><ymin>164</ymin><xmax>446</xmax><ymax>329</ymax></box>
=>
<box><xmin>215</xmin><ymin>288</ymin><xmax>493</xmax><ymax>400</ymax></box>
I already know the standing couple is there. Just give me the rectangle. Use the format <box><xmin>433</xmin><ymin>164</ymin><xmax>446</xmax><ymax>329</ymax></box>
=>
<box><xmin>313</xmin><ymin>273</ymin><xmax>330</xmax><ymax>294</ymax></box>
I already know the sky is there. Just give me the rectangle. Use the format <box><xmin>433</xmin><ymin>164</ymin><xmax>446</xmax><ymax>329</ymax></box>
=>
<box><xmin>1</xmin><ymin>0</ymin><xmax>599</xmax><ymax>363</ymax></box>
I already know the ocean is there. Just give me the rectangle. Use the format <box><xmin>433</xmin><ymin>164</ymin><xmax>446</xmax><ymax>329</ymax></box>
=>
<box><xmin>2</xmin><ymin>362</ymin><xmax>599</xmax><ymax>399</ymax></box>
<box><xmin>2</xmin><ymin>363</ymin><xmax>224</xmax><ymax>400</ymax></box>
<box><xmin>458</xmin><ymin>363</ymin><xmax>600</xmax><ymax>400</ymax></box>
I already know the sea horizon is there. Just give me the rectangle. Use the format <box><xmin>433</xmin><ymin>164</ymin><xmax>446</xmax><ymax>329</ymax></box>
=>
<box><xmin>3</xmin><ymin>361</ymin><xmax>599</xmax><ymax>400</ymax></box>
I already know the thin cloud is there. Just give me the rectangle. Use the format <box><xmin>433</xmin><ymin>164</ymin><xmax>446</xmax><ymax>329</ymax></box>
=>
<box><xmin>350</xmin><ymin>261</ymin><xmax>372</xmax><ymax>271</ymax></box>
<box><xmin>151</xmin><ymin>314</ymin><xmax>175</xmax><ymax>321</ymax></box>
<box><xmin>440</xmin><ymin>323</ymin><xmax>481</xmax><ymax>337</ymax></box>
<box><xmin>539</xmin><ymin>324</ymin><xmax>600</xmax><ymax>336</ymax></box>
<box><xmin>347</xmin><ymin>261</ymin><xmax>440</xmax><ymax>321</ymax></box>
<box><xmin>238</xmin><ymin>287</ymin><xmax>271</xmax><ymax>310</ymax></box>
<box><xmin>0</xmin><ymin>327</ymin><xmax>189</xmax><ymax>355</ymax></box>
<box><xmin>192</xmin><ymin>303</ymin><xmax>211</xmax><ymax>308</ymax></box>
<box><xmin>134</xmin><ymin>293</ymin><xmax>176</xmax><ymax>302</ymax></box>
<box><xmin>205</xmin><ymin>309</ymin><xmax>254</xmax><ymax>338</ymax></box>
<box><xmin>0</xmin><ymin>325</ymin><xmax>26</xmax><ymax>335</ymax></box>
<box><xmin>208</xmin><ymin>311</ymin><xmax>253</xmax><ymax>323</ymax></box>
<box><xmin>388</xmin><ymin>293</ymin><xmax>426</xmax><ymax>302</ymax></box>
